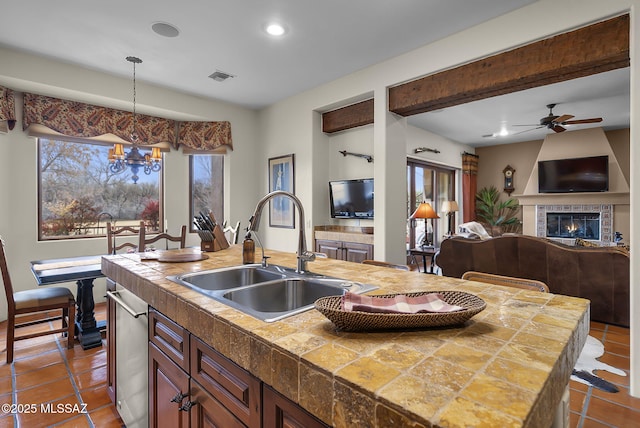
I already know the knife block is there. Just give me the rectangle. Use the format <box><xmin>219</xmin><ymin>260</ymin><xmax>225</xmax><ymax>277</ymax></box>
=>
<box><xmin>200</xmin><ymin>240</ymin><xmax>216</xmax><ymax>252</ymax></box>
<box><xmin>200</xmin><ymin>223</ymin><xmax>230</xmax><ymax>252</ymax></box>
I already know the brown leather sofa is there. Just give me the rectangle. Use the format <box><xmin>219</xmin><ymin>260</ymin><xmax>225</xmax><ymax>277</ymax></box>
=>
<box><xmin>436</xmin><ymin>235</ymin><xmax>630</xmax><ymax>327</ymax></box>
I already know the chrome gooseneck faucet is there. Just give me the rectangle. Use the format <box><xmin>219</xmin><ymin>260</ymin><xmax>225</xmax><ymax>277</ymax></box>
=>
<box><xmin>248</xmin><ymin>190</ymin><xmax>315</xmax><ymax>273</ymax></box>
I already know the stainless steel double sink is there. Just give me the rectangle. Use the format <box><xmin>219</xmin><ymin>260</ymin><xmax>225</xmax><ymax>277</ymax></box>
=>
<box><xmin>168</xmin><ymin>264</ymin><xmax>377</xmax><ymax>322</ymax></box>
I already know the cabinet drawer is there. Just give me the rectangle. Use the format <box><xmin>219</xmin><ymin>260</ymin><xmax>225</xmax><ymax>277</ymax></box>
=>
<box><xmin>191</xmin><ymin>337</ymin><xmax>261</xmax><ymax>428</ymax></box>
<box><xmin>149</xmin><ymin>308</ymin><xmax>190</xmax><ymax>372</ymax></box>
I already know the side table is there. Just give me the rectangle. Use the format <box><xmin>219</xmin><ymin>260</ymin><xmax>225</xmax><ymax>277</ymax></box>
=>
<box><xmin>409</xmin><ymin>246</ymin><xmax>439</xmax><ymax>274</ymax></box>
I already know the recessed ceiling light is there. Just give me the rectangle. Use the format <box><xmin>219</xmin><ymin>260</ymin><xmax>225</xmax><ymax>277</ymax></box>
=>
<box><xmin>152</xmin><ymin>22</ymin><xmax>180</xmax><ymax>38</ymax></box>
<box><xmin>265</xmin><ymin>23</ymin><xmax>286</xmax><ymax>36</ymax></box>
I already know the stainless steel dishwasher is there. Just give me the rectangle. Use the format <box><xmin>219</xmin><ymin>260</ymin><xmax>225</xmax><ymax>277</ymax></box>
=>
<box><xmin>106</xmin><ymin>284</ymin><xmax>148</xmax><ymax>428</ymax></box>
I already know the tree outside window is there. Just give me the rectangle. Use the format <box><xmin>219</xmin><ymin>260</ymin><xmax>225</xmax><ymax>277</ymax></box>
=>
<box><xmin>190</xmin><ymin>155</ymin><xmax>223</xmax><ymax>229</ymax></box>
<box><xmin>38</xmin><ymin>138</ymin><xmax>161</xmax><ymax>240</ymax></box>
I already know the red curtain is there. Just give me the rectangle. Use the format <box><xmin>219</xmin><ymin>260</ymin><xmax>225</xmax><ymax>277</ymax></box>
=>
<box><xmin>0</xmin><ymin>86</ymin><xmax>16</xmax><ymax>130</ymax></box>
<box><xmin>462</xmin><ymin>152</ymin><xmax>479</xmax><ymax>222</ymax></box>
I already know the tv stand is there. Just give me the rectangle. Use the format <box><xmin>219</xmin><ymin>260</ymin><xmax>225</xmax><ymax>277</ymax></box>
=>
<box><xmin>314</xmin><ymin>226</ymin><xmax>373</xmax><ymax>263</ymax></box>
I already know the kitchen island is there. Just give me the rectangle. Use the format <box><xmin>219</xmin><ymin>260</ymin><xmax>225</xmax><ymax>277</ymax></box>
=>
<box><xmin>102</xmin><ymin>246</ymin><xmax>589</xmax><ymax>428</ymax></box>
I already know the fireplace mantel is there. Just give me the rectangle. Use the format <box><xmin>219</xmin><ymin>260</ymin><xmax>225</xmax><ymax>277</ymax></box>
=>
<box><xmin>515</xmin><ymin>192</ymin><xmax>629</xmax><ymax>206</ymax></box>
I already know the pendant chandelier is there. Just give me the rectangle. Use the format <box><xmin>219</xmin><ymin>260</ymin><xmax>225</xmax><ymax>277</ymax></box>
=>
<box><xmin>108</xmin><ymin>56</ymin><xmax>162</xmax><ymax>183</ymax></box>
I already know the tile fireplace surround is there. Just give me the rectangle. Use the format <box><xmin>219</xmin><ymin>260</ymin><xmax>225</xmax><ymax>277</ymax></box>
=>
<box><xmin>536</xmin><ymin>204</ymin><xmax>613</xmax><ymax>245</ymax></box>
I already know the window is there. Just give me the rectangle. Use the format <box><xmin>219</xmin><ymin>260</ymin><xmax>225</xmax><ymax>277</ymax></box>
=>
<box><xmin>38</xmin><ymin>138</ymin><xmax>162</xmax><ymax>240</ymax></box>
<box><xmin>407</xmin><ymin>160</ymin><xmax>455</xmax><ymax>249</ymax></box>
<box><xmin>190</xmin><ymin>155</ymin><xmax>224</xmax><ymax>231</ymax></box>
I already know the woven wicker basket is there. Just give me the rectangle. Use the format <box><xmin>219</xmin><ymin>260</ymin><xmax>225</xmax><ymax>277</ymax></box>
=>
<box><xmin>314</xmin><ymin>291</ymin><xmax>486</xmax><ymax>332</ymax></box>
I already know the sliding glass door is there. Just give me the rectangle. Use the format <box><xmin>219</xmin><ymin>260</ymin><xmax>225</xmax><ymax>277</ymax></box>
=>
<box><xmin>407</xmin><ymin>160</ymin><xmax>455</xmax><ymax>249</ymax></box>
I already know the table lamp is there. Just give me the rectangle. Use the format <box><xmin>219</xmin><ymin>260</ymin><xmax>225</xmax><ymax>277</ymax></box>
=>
<box><xmin>441</xmin><ymin>200</ymin><xmax>459</xmax><ymax>236</ymax></box>
<box><xmin>410</xmin><ymin>202</ymin><xmax>439</xmax><ymax>247</ymax></box>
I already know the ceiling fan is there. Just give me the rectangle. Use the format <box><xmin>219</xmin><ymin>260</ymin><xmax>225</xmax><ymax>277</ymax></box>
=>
<box><xmin>513</xmin><ymin>103</ymin><xmax>603</xmax><ymax>135</ymax></box>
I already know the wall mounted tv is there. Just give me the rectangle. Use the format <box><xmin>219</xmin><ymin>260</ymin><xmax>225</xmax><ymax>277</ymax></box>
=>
<box><xmin>538</xmin><ymin>155</ymin><xmax>609</xmax><ymax>193</ymax></box>
<box><xmin>329</xmin><ymin>178</ymin><xmax>374</xmax><ymax>219</ymax></box>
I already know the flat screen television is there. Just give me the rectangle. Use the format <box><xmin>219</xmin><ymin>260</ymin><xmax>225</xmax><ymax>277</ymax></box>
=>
<box><xmin>329</xmin><ymin>178</ymin><xmax>374</xmax><ymax>219</ymax></box>
<box><xmin>538</xmin><ymin>155</ymin><xmax>609</xmax><ymax>193</ymax></box>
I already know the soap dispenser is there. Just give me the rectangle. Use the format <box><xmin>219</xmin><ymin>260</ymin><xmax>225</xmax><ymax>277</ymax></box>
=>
<box><xmin>242</xmin><ymin>232</ymin><xmax>255</xmax><ymax>264</ymax></box>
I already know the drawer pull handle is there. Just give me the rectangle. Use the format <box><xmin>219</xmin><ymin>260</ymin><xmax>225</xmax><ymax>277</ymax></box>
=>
<box><xmin>179</xmin><ymin>401</ymin><xmax>196</xmax><ymax>412</ymax></box>
<box><xmin>171</xmin><ymin>392</ymin><xmax>187</xmax><ymax>404</ymax></box>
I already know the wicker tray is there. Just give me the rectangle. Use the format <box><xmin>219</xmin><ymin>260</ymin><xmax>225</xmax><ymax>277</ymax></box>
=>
<box><xmin>314</xmin><ymin>291</ymin><xmax>486</xmax><ymax>332</ymax></box>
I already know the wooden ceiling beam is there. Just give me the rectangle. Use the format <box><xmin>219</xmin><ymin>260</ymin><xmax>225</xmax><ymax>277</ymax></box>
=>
<box><xmin>388</xmin><ymin>15</ymin><xmax>630</xmax><ymax>117</ymax></box>
<box><xmin>322</xmin><ymin>99</ymin><xmax>374</xmax><ymax>134</ymax></box>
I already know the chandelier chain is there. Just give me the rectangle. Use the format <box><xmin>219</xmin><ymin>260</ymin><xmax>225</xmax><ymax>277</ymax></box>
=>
<box><xmin>108</xmin><ymin>56</ymin><xmax>161</xmax><ymax>183</ymax></box>
<box><xmin>126</xmin><ymin>56</ymin><xmax>142</xmax><ymax>143</ymax></box>
<box><xmin>133</xmin><ymin>59</ymin><xmax>136</xmax><ymax>136</ymax></box>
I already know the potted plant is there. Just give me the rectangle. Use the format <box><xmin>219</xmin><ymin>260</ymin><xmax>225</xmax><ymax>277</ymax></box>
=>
<box><xmin>475</xmin><ymin>186</ymin><xmax>521</xmax><ymax>236</ymax></box>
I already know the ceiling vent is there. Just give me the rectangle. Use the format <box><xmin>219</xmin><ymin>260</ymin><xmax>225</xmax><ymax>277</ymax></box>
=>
<box><xmin>208</xmin><ymin>70</ymin><xmax>235</xmax><ymax>82</ymax></box>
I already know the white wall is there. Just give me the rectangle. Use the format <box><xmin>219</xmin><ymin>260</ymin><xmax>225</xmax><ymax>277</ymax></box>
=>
<box><xmin>323</xmin><ymin>125</ymin><xmax>375</xmax><ymax>228</ymax></box>
<box><xmin>406</xmin><ymin>124</ymin><xmax>475</xmax><ymax>217</ymax></box>
<box><xmin>0</xmin><ymin>47</ymin><xmax>259</xmax><ymax>320</ymax></box>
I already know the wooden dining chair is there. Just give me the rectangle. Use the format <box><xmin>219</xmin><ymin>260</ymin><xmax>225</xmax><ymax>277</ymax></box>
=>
<box><xmin>222</xmin><ymin>221</ymin><xmax>241</xmax><ymax>245</ymax></box>
<box><xmin>106</xmin><ymin>221</ymin><xmax>143</xmax><ymax>254</ymax></box>
<box><xmin>362</xmin><ymin>259</ymin><xmax>418</xmax><ymax>272</ymax></box>
<box><xmin>1</xmin><ymin>237</ymin><xmax>75</xmax><ymax>363</ymax></box>
<box><xmin>461</xmin><ymin>271</ymin><xmax>549</xmax><ymax>292</ymax></box>
<box><xmin>139</xmin><ymin>223</ymin><xmax>187</xmax><ymax>251</ymax></box>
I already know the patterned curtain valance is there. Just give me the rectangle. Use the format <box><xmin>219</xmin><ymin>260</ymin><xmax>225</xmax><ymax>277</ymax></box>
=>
<box><xmin>22</xmin><ymin>93</ymin><xmax>175</xmax><ymax>145</ymax></box>
<box><xmin>0</xmin><ymin>86</ymin><xmax>16</xmax><ymax>130</ymax></box>
<box><xmin>177</xmin><ymin>121</ymin><xmax>233</xmax><ymax>151</ymax></box>
<box><xmin>22</xmin><ymin>92</ymin><xmax>233</xmax><ymax>151</ymax></box>
<box><xmin>462</xmin><ymin>152</ymin><xmax>479</xmax><ymax>175</ymax></box>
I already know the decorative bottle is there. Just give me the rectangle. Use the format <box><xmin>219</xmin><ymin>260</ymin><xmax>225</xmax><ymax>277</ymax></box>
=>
<box><xmin>242</xmin><ymin>232</ymin><xmax>255</xmax><ymax>264</ymax></box>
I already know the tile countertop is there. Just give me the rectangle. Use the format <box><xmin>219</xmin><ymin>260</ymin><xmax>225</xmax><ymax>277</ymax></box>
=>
<box><xmin>102</xmin><ymin>246</ymin><xmax>589</xmax><ymax>428</ymax></box>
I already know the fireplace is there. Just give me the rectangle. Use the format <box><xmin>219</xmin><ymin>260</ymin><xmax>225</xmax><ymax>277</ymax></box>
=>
<box><xmin>546</xmin><ymin>212</ymin><xmax>600</xmax><ymax>240</ymax></box>
<box><xmin>536</xmin><ymin>204</ymin><xmax>613</xmax><ymax>245</ymax></box>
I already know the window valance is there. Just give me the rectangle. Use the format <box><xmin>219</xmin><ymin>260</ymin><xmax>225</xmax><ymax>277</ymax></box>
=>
<box><xmin>21</xmin><ymin>92</ymin><xmax>233</xmax><ymax>151</ymax></box>
<box><xmin>0</xmin><ymin>86</ymin><xmax>16</xmax><ymax>131</ymax></box>
<box><xmin>177</xmin><ymin>120</ymin><xmax>232</xmax><ymax>151</ymax></box>
<box><xmin>23</xmin><ymin>93</ymin><xmax>175</xmax><ymax>145</ymax></box>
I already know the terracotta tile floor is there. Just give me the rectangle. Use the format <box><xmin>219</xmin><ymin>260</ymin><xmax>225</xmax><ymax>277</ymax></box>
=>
<box><xmin>569</xmin><ymin>321</ymin><xmax>640</xmax><ymax>427</ymax></box>
<box><xmin>0</xmin><ymin>303</ymin><xmax>123</xmax><ymax>427</ymax></box>
<box><xmin>0</xmin><ymin>304</ymin><xmax>638</xmax><ymax>427</ymax></box>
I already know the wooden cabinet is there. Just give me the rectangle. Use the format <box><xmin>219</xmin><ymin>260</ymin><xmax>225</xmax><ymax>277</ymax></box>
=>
<box><xmin>149</xmin><ymin>342</ymin><xmax>190</xmax><ymax>428</ymax></box>
<box><xmin>148</xmin><ymin>309</ymin><xmax>261</xmax><ymax>428</ymax></box>
<box><xmin>191</xmin><ymin>337</ymin><xmax>261</xmax><ymax>427</ymax></box>
<box><xmin>190</xmin><ymin>380</ymin><xmax>245</xmax><ymax>428</ymax></box>
<box><xmin>148</xmin><ymin>309</ymin><xmax>192</xmax><ymax>427</ymax></box>
<box><xmin>315</xmin><ymin>239</ymin><xmax>373</xmax><ymax>263</ymax></box>
<box><xmin>144</xmin><ymin>308</ymin><xmax>327</xmax><ymax>427</ymax></box>
<box><xmin>263</xmin><ymin>385</ymin><xmax>328</xmax><ymax>428</ymax></box>
<box><xmin>343</xmin><ymin>241</ymin><xmax>373</xmax><ymax>263</ymax></box>
<box><xmin>149</xmin><ymin>308</ymin><xmax>190</xmax><ymax>371</ymax></box>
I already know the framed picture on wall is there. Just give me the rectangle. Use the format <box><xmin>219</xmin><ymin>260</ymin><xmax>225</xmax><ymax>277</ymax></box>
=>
<box><xmin>268</xmin><ymin>154</ymin><xmax>295</xmax><ymax>228</ymax></box>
